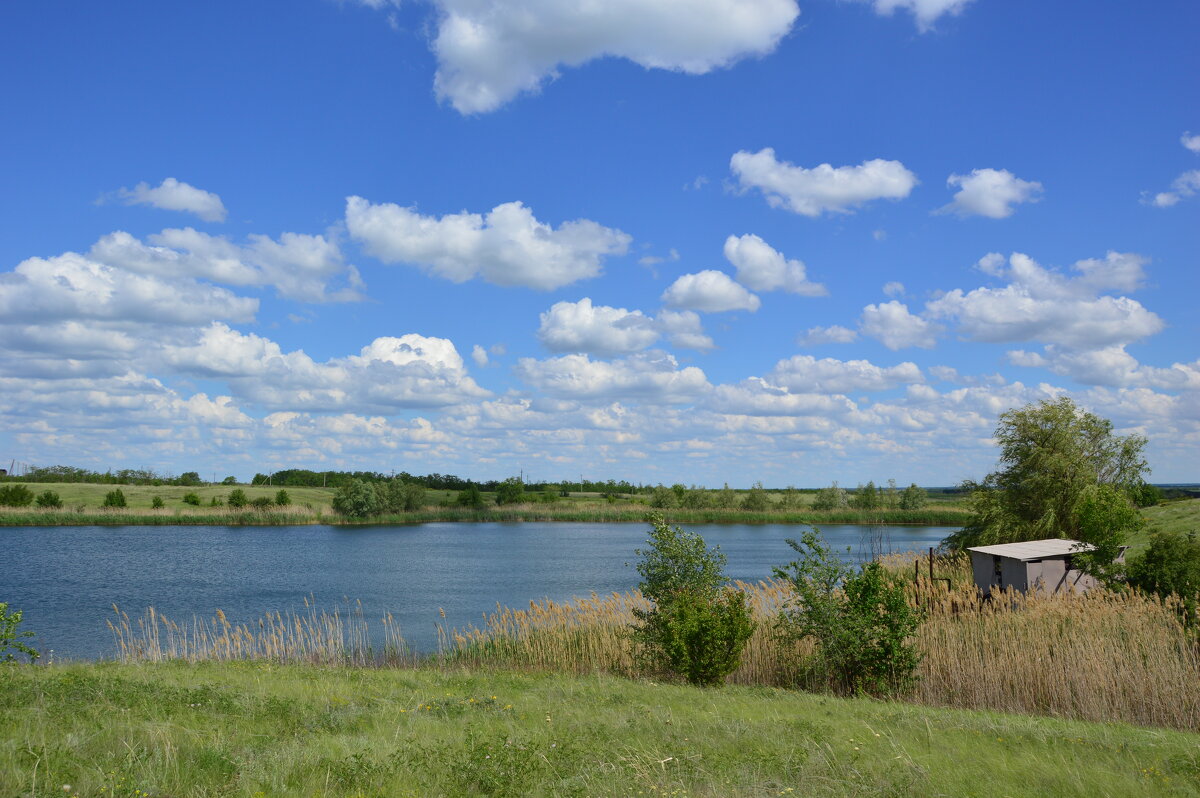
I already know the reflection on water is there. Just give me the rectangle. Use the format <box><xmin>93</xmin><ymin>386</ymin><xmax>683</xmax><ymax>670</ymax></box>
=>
<box><xmin>1</xmin><ymin>522</ymin><xmax>955</xmax><ymax>659</ymax></box>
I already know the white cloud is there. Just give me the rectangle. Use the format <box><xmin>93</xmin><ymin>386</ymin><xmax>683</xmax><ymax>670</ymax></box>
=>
<box><xmin>471</xmin><ymin>345</ymin><xmax>489</xmax><ymax>367</ymax></box>
<box><xmin>1183</xmin><ymin>132</ymin><xmax>1200</xmax><ymax>154</ymax></box>
<box><xmin>345</xmin><ymin>196</ymin><xmax>630</xmax><ymax>290</ymax></box>
<box><xmin>537</xmin><ymin>298</ymin><xmax>659</xmax><ymax>356</ymax></box>
<box><xmin>939</xmin><ymin>168</ymin><xmax>1043</xmax><ymax>218</ymax></box>
<box><xmin>768</xmin><ymin>354</ymin><xmax>923</xmax><ymax>393</ymax></box>
<box><xmin>882</xmin><ymin>281</ymin><xmax>905</xmax><ymax>297</ymax></box>
<box><xmin>1008</xmin><ymin>345</ymin><xmax>1200</xmax><ymax>391</ymax></box>
<box><xmin>91</xmin><ymin>228</ymin><xmax>362</xmax><ymax>303</ymax></box>
<box><xmin>797</xmin><ymin>325</ymin><xmax>858</xmax><ymax>346</ymax></box>
<box><xmin>731</xmin><ymin>148</ymin><xmax>918</xmax><ymax>217</ymax></box>
<box><xmin>515</xmin><ymin>351</ymin><xmax>710</xmax><ymax>403</ymax></box>
<box><xmin>708</xmin><ymin>378</ymin><xmax>859</xmax><ymax>416</ymax></box>
<box><xmin>421</xmin><ymin>0</ymin><xmax>800</xmax><ymax>113</ymax></box>
<box><xmin>1148</xmin><ymin>170</ymin><xmax>1200</xmax><ymax>208</ymax></box>
<box><xmin>661</xmin><ymin>270</ymin><xmax>761</xmax><ymax>312</ymax></box>
<box><xmin>723</xmin><ymin>234</ymin><xmax>826</xmax><ymax>295</ymax></box>
<box><xmin>864</xmin><ymin>0</ymin><xmax>973</xmax><ymax>31</ymax></box>
<box><xmin>656</xmin><ymin>310</ymin><xmax>715</xmax><ymax>351</ymax></box>
<box><xmin>116</xmin><ymin>178</ymin><xmax>227</xmax><ymax>223</ymax></box>
<box><xmin>925</xmin><ymin>252</ymin><xmax>1162</xmax><ymax>350</ymax></box>
<box><xmin>860</xmin><ymin>301</ymin><xmax>938</xmax><ymax>350</ymax></box>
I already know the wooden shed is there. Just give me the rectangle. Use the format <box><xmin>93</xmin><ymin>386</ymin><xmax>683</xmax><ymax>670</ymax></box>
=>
<box><xmin>965</xmin><ymin>539</ymin><xmax>1126</xmax><ymax>597</ymax></box>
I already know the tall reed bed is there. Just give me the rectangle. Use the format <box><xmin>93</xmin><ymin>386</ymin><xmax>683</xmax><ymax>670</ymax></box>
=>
<box><xmin>107</xmin><ymin>554</ymin><xmax>1200</xmax><ymax>730</ymax></box>
<box><xmin>1</xmin><ymin>504</ymin><xmax>324</xmax><ymax>526</ymax></box>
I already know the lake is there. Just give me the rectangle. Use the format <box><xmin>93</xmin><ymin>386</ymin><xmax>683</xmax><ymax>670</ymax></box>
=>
<box><xmin>0</xmin><ymin>522</ymin><xmax>956</xmax><ymax>659</ymax></box>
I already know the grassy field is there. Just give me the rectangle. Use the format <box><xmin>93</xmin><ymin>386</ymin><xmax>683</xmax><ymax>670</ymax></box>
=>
<box><xmin>1135</xmin><ymin>499</ymin><xmax>1200</xmax><ymax>552</ymax></box>
<box><xmin>3</xmin><ymin>662</ymin><xmax>1199</xmax><ymax>797</ymax></box>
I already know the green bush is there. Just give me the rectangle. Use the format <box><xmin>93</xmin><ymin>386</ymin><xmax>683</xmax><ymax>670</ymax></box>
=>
<box><xmin>741</xmin><ymin>481</ymin><xmax>769</xmax><ymax>511</ymax></box>
<box><xmin>251</xmin><ymin>496</ymin><xmax>273</xmax><ymax>510</ymax></box>
<box><xmin>182</xmin><ymin>492</ymin><xmax>201</xmax><ymax>506</ymax></box>
<box><xmin>103</xmin><ymin>489</ymin><xmax>127</xmax><ymax>508</ymax></box>
<box><xmin>456</xmin><ymin>484</ymin><xmax>485</xmax><ymax>509</ymax></box>
<box><xmin>332</xmin><ymin>479</ymin><xmax>381</xmax><ymax>517</ymax></box>
<box><xmin>0</xmin><ymin>602</ymin><xmax>38</xmax><ymax>664</ymax></box>
<box><xmin>227</xmin><ymin>489</ymin><xmax>248</xmax><ymax>509</ymax></box>
<box><xmin>898</xmin><ymin>484</ymin><xmax>927</xmax><ymax>510</ymax></box>
<box><xmin>151</xmin><ymin>496</ymin><xmax>165</xmax><ymax>509</ymax></box>
<box><xmin>1127</xmin><ymin>531</ymin><xmax>1200</xmax><ymax>623</ymax></box>
<box><xmin>34</xmin><ymin>490</ymin><xmax>63</xmax><ymax>509</ymax></box>
<box><xmin>774</xmin><ymin>529</ymin><xmax>923</xmax><ymax>696</ymax></box>
<box><xmin>494</xmin><ymin>477</ymin><xmax>526</xmax><ymax>506</ymax></box>
<box><xmin>275</xmin><ymin>489</ymin><xmax>291</xmax><ymax>506</ymax></box>
<box><xmin>631</xmin><ymin>514</ymin><xmax>755</xmax><ymax>686</ymax></box>
<box><xmin>376</xmin><ymin>480</ymin><xmax>425</xmax><ymax>512</ymax></box>
<box><xmin>0</xmin><ymin>484</ymin><xmax>34</xmax><ymax>507</ymax></box>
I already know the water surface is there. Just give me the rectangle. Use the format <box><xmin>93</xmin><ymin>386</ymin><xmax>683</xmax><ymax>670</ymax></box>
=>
<box><xmin>0</xmin><ymin>522</ymin><xmax>954</xmax><ymax>659</ymax></box>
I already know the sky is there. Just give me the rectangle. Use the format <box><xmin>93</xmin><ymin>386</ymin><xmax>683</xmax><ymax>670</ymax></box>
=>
<box><xmin>1</xmin><ymin>0</ymin><xmax>1197</xmax><ymax>487</ymax></box>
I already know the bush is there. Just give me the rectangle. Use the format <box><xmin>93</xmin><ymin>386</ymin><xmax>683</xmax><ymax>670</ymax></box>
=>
<box><xmin>151</xmin><ymin>496</ymin><xmax>165</xmax><ymax>509</ymax></box>
<box><xmin>774</xmin><ymin>529</ymin><xmax>923</xmax><ymax>696</ymax></box>
<box><xmin>102</xmin><ymin>489</ymin><xmax>127</xmax><ymax>508</ymax></box>
<box><xmin>332</xmin><ymin>479</ymin><xmax>380</xmax><ymax>517</ymax></box>
<box><xmin>898</xmin><ymin>483</ymin><xmax>927</xmax><ymax>510</ymax></box>
<box><xmin>456</xmin><ymin>484</ymin><xmax>485</xmax><ymax>509</ymax></box>
<box><xmin>275</xmin><ymin>489</ymin><xmax>291</xmax><ymax>506</ymax></box>
<box><xmin>34</xmin><ymin>490</ymin><xmax>63</xmax><ymax>509</ymax></box>
<box><xmin>0</xmin><ymin>484</ymin><xmax>34</xmax><ymax>507</ymax></box>
<box><xmin>741</xmin><ymin>481</ymin><xmax>769</xmax><ymax>511</ymax></box>
<box><xmin>376</xmin><ymin>480</ymin><xmax>425</xmax><ymax>512</ymax></box>
<box><xmin>811</xmin><ymin>482</ymin><xmax>849</xmax><ymax>511</ymax></box>
<box><xmin>0</xmin><ymin>602</ymin><xmax>38</xmax><ymax>664</ymax></box>
<box><xmin>631</xmin><ymin>514</ymin><xmax>755</xmax><ymax>686</ymax></box>
<box><xmin>182</xmin><ymin>492</ymin><xmax>201</xmax><ymax>506</ymax></box>
<box><xmin>494</xmin><ymin>477</ymin><xmax>526</xmax><ymax>506</ymax></box>
<box><xmin>850</xmin><ymin>481</ymin><xmax>880</xmax><ymax>511</ymax></box>
<box><xmin>251</xmin><ymin>496</ymin><xmax>273</xmax><ymax>510</ymax></box>
<box><xmin>649</xmin><ymin>485</ymin><xmax>676</xmax><ymax>509</ymax></box>
<box><xmin>1127</xmin><ymin>531</ymin><xmax>1200</xmax><ymax>623</ymax></box>
<box><xmin>227</xmin><ymin>489</ymin><xmax>248</xmax><ymax>509</ymax></box>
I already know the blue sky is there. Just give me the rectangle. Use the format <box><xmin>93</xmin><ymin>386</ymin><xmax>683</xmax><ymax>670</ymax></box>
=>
<box><xmin>1</xmin><ymin>0</ymin><xmax>1197</xmax><ymax>486</ymax></box>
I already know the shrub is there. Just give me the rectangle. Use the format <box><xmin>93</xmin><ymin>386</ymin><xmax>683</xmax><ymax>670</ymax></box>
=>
<box><xmin>227</xmin><ymin>489</ymin><xmax>248</xmax><ymax>509</ymax></box>
<box><xmin>774</xmin><ymin>529</ymin><xmax>923</xmax><ymax>696</ymax></box>
<box><xmin>251</xmin><ymin>496</ymin><xmax>273</xmax><ymax>510</ymax></box>
<box><xmin>0</xmin><ymin>484</ymin><xmax>34</xmax><ymax>507</ymax></box>
<box><xmin>182</xmin><ymin>492</ymin><xmax>201</xmax><ymax>506</ymax></box>
<box><xmin>741</xmin><ymin>481</ymin><xmax>769</xmax><ymax>511</ymax></box>
<box><xmin>712</xmin><ymin>483</ymin><xmax>737</xmax><ymax>510</ymax></box>
<box><xmin>377</xmin><ymin>480</ymin><xmax>425</xmax><ymax>512</ymax></box>
<box><xmin>275</xmin><ymin>489</ymin><xmax>291</xmax><ymax>506</ymax></box>
<box><xmin>103</xmin><ymin>489</ymin><xmax>127</xmax><ymax>508</ymax></box>
<box><xmin>0</xmin><ymin>602</ymin><xmax>38</xmax><ymax>664</ymax></box>
<box><xmin>494</xmin><ymin>477</ymin><xmax>526</xmax><ymax>506</ymax></box>
<box><xmin>851</xmin><ymin>481</ymin><xmax>880</xmax><ymax>511</ymax></box>
<box><xmin>1127</xmin><ymin>531</ymin><xmax>1200</xmax><ymax>623</ymax></box>
<box><xmin>898</xmin><ymin>483</ymin><xmax>927</xmax><ymax>510</ymax></box>
<box><xmin>456</xmin><ymin>484</ymin><xmax>485</xmax><ymax>509</ymax></box>
<box><xmin>649</xmin><ymin>485</ymin><xmax>676</xmax><ymax>509</ymax></box>
<box><xmin>332</xmin><ymin>479</ymin><xmax>380</xmax><ymax>517</ymax></box>
<box><xmin>778</xmin><ymin>486</ymin><xmax>802</xmax><ymax>511</ymax></box>
<box><xmin>811</xmin><ymin>482</ymin><xmax>849</xmax><ymax>511</ymax></box>
<box><xmin>151</xmin><ymin>496</ymin><xmax>165</xmax><ymax>509</ymax></box>
<box><xmin>209</xmin><ymin>496</ymin><xmax>223</xmax><ymax>507</ymax></box>
<box><xmin>34</xmin><ymin>490</ymin><xmax>63</xmax><ymax>509</ymax></box>
<box><xmin>631</xmin><ymin>514</ymin><xmax>755</xmax><ymax>686</ymax></box>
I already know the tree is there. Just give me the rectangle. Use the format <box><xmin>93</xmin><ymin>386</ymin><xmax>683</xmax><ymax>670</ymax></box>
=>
<box><xmin>151</xmin><ymin>496</ymin><xmax>165</xmax><ymax>509</ymax></box>
<box><xmin>0</xmin><ymin>602</ymin><xmax>38</xmax><ymax>664</ymax></box>
<box><xmin>778</xmin><ymin>486</ymin><xmax>802</xmax><ymax>511</ymax></box>
<box><xmin>947</xmin><ymin>397</ymin><xmax>1150</xmax><ymax>568</ymax></box>
<box><xmin>741</xmin><ymin>481</ymin><xmax>769</xmax><ymax>511</ymax></box>
<box><xmin>811</xmin><ymin>482</ymin><xmax>849</xmax><ymax>511</ymax></box>
<box><xmin>649</xmin><ymin>485</ymin><xmax>676</xmax><ymax>509</ymax></box>
<box><xmin>0</xmin><ymin>485</ymin><xmax>34</xmax><ymax>507</ymax></box>
<box><xmin>774</xmin><ymin>529</ymin><xmax>923</xmax><ymax>696</ymax></box>
<box><xmin>1127</xmin><ymin>531</ymin><xmax>1200</xmax><ymax>623</ymax></box>
<box><xmin>456</xmin><ymin>483</ymin><xmax>485</xmax><ymax>509</ymax></box>
<box><xmin>221</xmin><ymin>476</ymin><xmax>238</xmax><ymax>485</ymax></box>
<box><xmin>332</xmin><ymin>479</ymin><xmax>380</xmax><ymax>517</ymax></box>
<box><xmin>630</xmin><ymin>514</ymin><xmax>755</xmax><ymax>686</ymax></box>
<box><xmin>851</xmin><ymin>481</ymin><xmax>880</xmax><ymax>511</ymax></box>
<box><xmin>494</xmin><ymin>477</ymin><xmax>526</xmax><ymax>506</ymax></box>
<box><xmin>898</xmin><ymin>484</ymin><xmax>927</xmax><ymax>510</ymax></box>
<box><xmin>226</xmin><ymin>488</ymin><xmax>248</xmax><ymax>509</ymax></box>
<box><xmin>177</xmin><ymin>471</ymin><xmax>202</xmax><ymax>486</ymax></box>
<box><xmin>712</xmin><ymin>483</ymin><xmax>737</xmax><ymax>510</ymax></box>
<box><xmin>35</xmin><ymin>490</ymin><xmax>62</xmax><ymax>509</ymax></box>
<box><xmin>275</xmin><ymin>490</ymin><xmax>291</xmax><ymax>506</ymax></box>
<box><xmin>103</xmin><ymin>489</ymin><xmax>127</xmax><ymax>508</ymax></box>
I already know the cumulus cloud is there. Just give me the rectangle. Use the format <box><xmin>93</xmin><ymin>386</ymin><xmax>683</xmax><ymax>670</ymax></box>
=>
<box><xmin>708</xmin><ymin>378</ymin><xmax>859</xmax><ymax>417</ymax></box>
<box><xmin>515</xmin><ymin>351</ymin><xmax>710</xmax><ymax>403</ymax></box>
<box><xmin>162</xmin><ymin>324</ymin><xmax>490</xmax><ymax>411</ymax></box>
<box><xmin>1183</xmin><ymin>132</ymin><xmax>1200</xmax><ymax>154</ymax></box>
<box><xmin>91</xmin><ymin>228</ymin><xmax>362</xmax><ymax>303</ymax></box>
<box><xmin>537</xmin><ymin>298</ymin><xmax>658</xmax><ymax>355</ymax></box>
<box><xmin>797</xmin><ymin>325</ymin><xmax>858</xmax><ymax>347</ymax></box>
<box><xmin>661</xmin><ymin>270</ymin><xmax>761</xmax><ymax>312</ymax></box>
<box><xmin>345</xmin><ymin>196</ymin><xmax>630</xmax><ymax>290</ymax></box>
<box><xmin>939</xmin><ymin>168</ymin><xmax>1043</xmax><ymax>218</ymax></box>
<box><xmin>116</xmin><ymin>178</ymin><xmax>227</xmax><ymax>223</ymax></box>
<box><xmin>925</xmin><ymin>251</ymin><xmax>1162</xmax><ymax>350</ymax></box>
<box><xmin>768</xmin><ymin>354</ymin><xmax>923</xmax><ymax>393</ymax></box>
<box><xmin>860</xmin><ymin>301</ymin><xmax>939</xmax><ymax>350</ymax></box>
<box><xmin>471</xmin><ymin>345</ymin><xmax>489</xmax><ymax>367</ymax></box>
<box><xmin>863</xmin><ymin>0</ymin><xmax>974</xmax><ymax>31</ymax></box>
<box><xmin>1008</xmin><ymin>345</ymin><xmax>1200</xmax><ymax>391</ymax></box>
<box><xmin>731</xmin><ymin>148</ymin><xmax>918</xmax><ymax>217</ymax></box>
<box><xmin>723</xmin><ymin>234</ymin><xmax>826</xmax><ymax>295</ymax></box>
<box><xmin>882</xmin><ymin>281</ymin><xmax>905</xmax><ymax>297</ymax></box>
<box><xmin>418</xmin><ymin>0</ymin><xmax>800</xmax><ymax>113</ymax></box>
<box><xmin>1147</xmin><ymin>170</ymin><xmax>1200</xmax><ymax>208</ymax></box>
<box><xmin>656</xmin><ymin>310</ymin><xmax>714</xmax><ymax>351</ymax></box>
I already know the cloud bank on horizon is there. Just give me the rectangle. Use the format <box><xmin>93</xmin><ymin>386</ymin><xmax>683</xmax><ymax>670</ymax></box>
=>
<box><xmin>0</xmin><ymin>0</ymin><xmax>1196</xmax><ymax>485</ymax></box>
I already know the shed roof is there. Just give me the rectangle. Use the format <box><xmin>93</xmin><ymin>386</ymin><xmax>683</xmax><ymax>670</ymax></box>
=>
<box><xmin>966</xmin><ymin>538</ymin><xmax>1094</xmax><ymax>561</ymax></box>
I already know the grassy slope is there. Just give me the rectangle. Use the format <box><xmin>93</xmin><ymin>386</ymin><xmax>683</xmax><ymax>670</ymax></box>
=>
<box><xmin>1126</xmin><ymin>499</ymin><xmax>1200</xmax><ymax>554</ymax></box>
<box><xmin>2</xmin><ymin>663</ymin><xmax>1197</xmax><ymax>798</ymax></box>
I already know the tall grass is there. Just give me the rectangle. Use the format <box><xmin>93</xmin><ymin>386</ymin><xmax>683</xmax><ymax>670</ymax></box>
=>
<box><xmin>109</xmin><ymin>555</ymin><xmax>1200</xmax><ymax>730</ymax></box>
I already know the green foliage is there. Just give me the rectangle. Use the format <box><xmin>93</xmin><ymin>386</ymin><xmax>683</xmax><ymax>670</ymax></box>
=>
<box><xmin>712</xmin><ymin>483</ymin><xmax>737</xmax><ymax>509</ymax></box>
<box><xmin>0</xmin><ymin>602</ymin><xmax>38</xmax><ymax>664</ymax></box>
<box><xmin>1132</xmin><ymin>483</ymin><xmax>1164</xmax><ymax>507</ymax></box>
<box><xmin>221</xmin><ymin>476</ymin><xmax>238</xmax><ymax>485</ymax></box>
<box><xmin>778</xmin><ymin>485</ymin><xmax>802</xmax><ymax>511</ymax></box>
<box><xmin>630</xmin><ymin>514</ymin><xmax>755</xmax><ymax>686</ymax></box>
<box><xmin>332</xmin><ymin>479</ymin><xmax>380</xmax><ymax>517</ymax></box>
<box><xmin>177</xmin><ymin>471</ymin><xmax>202</xmax><ymax>486</ymax></box>
<box><xmin>948</xmin><ymin>397</ymin><xmax>1150</xmax><ymax>567</ymax></box>
<box><xmin>1127</xmin><ymin>531</ymin><xmax>1200</xmax><ymax>621</ymax></box>
<box><xmin>227</xmin><ymin>488</ymin><xmax>248</xmax><ymax>509</ymax></box>
<box><xmin>774</xmin><ymin>529</ymin><xmax>923</xmax><ymax>696</ymax></box>
<box><xmin>680</xmin><ymin>488</ymin><xmax>709</xmax><ymax>509</ymax></box>
<box><xmin>494</xmin><ymin>477</ymin><xmax>526</xmax><ymax>506</ymax></box>
<box><xmin>209</xmin><ymin>496</ymin><xmax>223</xmax><ymax>507</ymax></box>
<box><xmin>275</xmin><ymin>489</ymin><xmax>291</xmax><ymax>506</ymax></box>
<box><xmin>182</xmin><ymin>492</ymin><xmax>201</xmax><ymax>506</ymax></box>
<box><xmin>741</xmin><ymin>481</ymin><xmax>769</xmax><ymax>511</ymax></box>
<box><xmin>811</xmin><ymin>482</ymin><xmax>848</xmax><ymax>511</ymax></box>
<box><xmin>102</xmin><ymin>488</ymin><xmax>127</xmax><ymax>508</ymax></box>
<box><xmin>0</xmin><ymin>484</ymin><xmax>34</xmax><ymax>507</ymax></box>
<box><xmin>151</xmin><ymin>496</ymin><xmax>165</xmax><ymax>509</ymax></box>
<box><xmin>251</xmin><ymin>496</ymin><xmax>273</xmax><ymax>510</ymax></box>
<box><xmin>899</xmin><ymin>483</ymin><xmax>928</xmax><ymax>510</ymax></box>
<box><xmin>851</xmin><ymin>481</ymin><xmax>880</xmax><ymax>511</ymax></box>
<box><xmin>34</xmin><ymin>490</ymin><xmax>63</xmax><ymax>509</ymax></box>
<box><xmin>456</xmin><ymin>483</ymin><xmax>485</xmax><ymax>509</ymax></box>
<box><xmin>649</xmin><ymin>485</ymin><xmax>676</xmax><ymax>509</ymax></box>
<box><xmin>376</xmin><ymin>480</ymin><xmax>426</xmax><ymax>512</ymax></box>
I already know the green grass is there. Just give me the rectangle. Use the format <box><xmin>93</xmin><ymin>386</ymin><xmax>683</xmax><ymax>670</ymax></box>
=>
<box><xmin>3</xmin><ymin>482</ymin><xmax>339</xmax><ymax>511</ymax></box>
<box><xmin>1130</xmin><ymin>499</ymin><xmax>1200</xmax><ymax>554</ymax></box>
<box><xmin>2</xmin><ymin>662</ymin><xmax>1197</xmax><ymax>797</ymax></box>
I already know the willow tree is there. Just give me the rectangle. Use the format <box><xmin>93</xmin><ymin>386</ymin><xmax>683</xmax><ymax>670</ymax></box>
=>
<box><xmin>947</xmin><ymin>396</ymin><xmax>1148</xmax><ymax>564</ymax></box>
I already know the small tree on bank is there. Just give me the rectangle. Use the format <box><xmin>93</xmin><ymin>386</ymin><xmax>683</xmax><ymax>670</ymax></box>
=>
<box><xmin>631</xmin><ymin>514</ymin><xmax>755</xmax><ymax>686</ymax></box>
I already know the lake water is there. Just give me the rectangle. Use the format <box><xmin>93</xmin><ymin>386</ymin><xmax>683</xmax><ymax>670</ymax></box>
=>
<box><xmin>0</xmin><ymin>522</ymin><xmax>955</xmax><ymax>660</ymax></box>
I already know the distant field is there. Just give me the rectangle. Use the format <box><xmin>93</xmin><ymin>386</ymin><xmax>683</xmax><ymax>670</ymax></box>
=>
<box><xmin>1134</xmin><ymin>498</ymin><xmax>1200</xmax><ymax>552</ymax></box>
<box><xmin>6</xmin><ymin>481</ymin><xmax>339</xmax><ymax>510</ymax></box>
